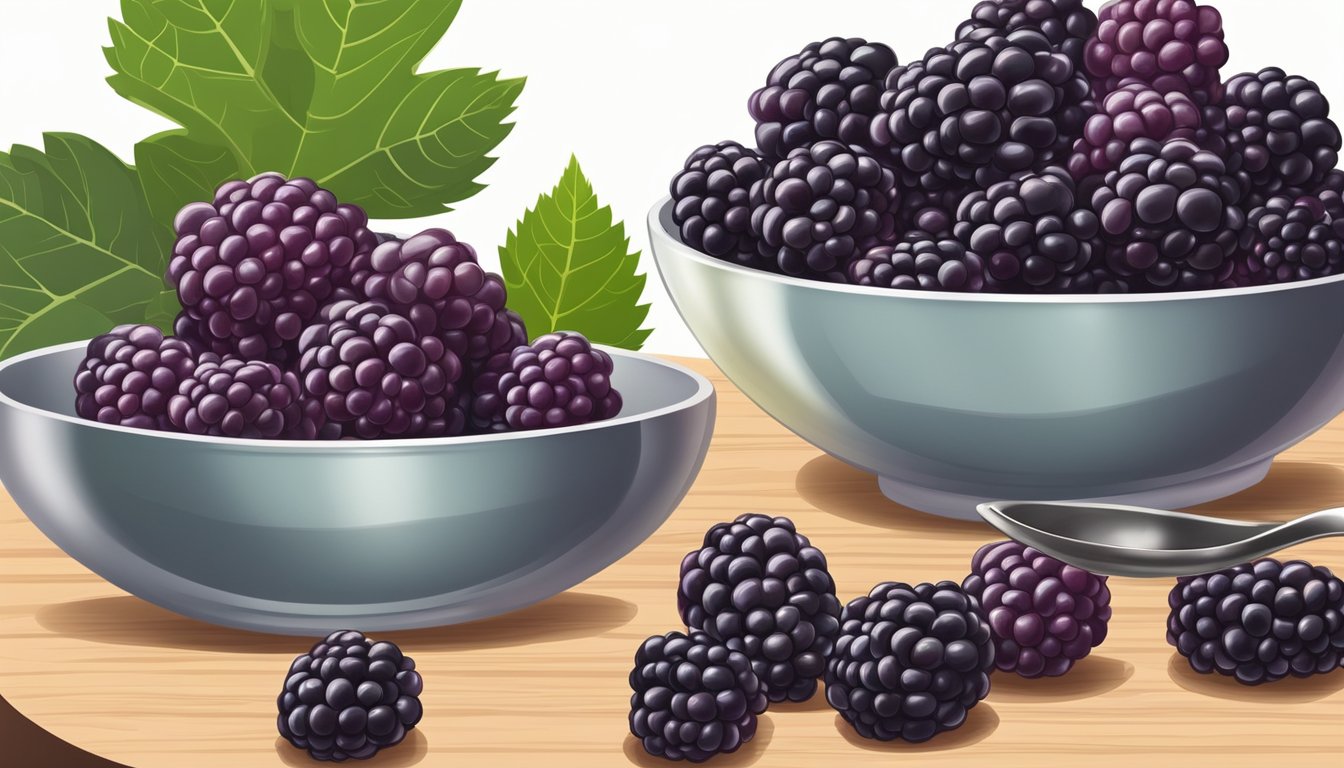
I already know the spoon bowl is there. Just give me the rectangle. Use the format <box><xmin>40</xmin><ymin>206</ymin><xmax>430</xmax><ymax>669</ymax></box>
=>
<box><xmin>976</xmin><ymin>500</ymin><xmax>1344</xmax><ymax>577</ymax></box>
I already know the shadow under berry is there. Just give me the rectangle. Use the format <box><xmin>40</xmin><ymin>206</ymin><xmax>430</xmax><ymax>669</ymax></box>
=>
<box><xmin>622</xmin><ymin>716</ymin><xmax>774</xmax><ymax>767</ymax></box>
<box><xmin>275</xmin><ymin>729</ymin><xmax>428</xmax><ymax>767</ymax></box>
<box><xmin>988</xmin><ymin>655</ymin><xmax>1134</xmax><ymax>702</ymax></box>
<box><xmin>832</xmin><ymin>703</ymin><xmax>999</xmax><ymax>752</ymax></box>
<box><xmin>1166</xmin><ymin>654</ymin><xmax>1344</xmax><ymax>703</ymax></box>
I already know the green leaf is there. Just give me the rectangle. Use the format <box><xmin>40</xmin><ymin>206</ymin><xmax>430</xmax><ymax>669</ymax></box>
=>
<box><xmin>500</xmin><ymin>156</ymin><xmax>651</xmax><ymax>350</ymax></box>
<box><xmin>105</xmin><ymin>0</ymin><xmax>524</xmax><ymax>219</ymax></box>
<box><xmin>0</xmin><ymin>133</ymin><xmax>171</xmax><ymax>360</ymax></box>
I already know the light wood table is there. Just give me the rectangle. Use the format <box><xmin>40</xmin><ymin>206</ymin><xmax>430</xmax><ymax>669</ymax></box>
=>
<box><xmin>2</xmin><ymin>357</ymin><xmax>1343</xmax><ymax>767</ymax></box>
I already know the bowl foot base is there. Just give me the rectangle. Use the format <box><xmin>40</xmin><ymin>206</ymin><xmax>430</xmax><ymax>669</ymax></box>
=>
<box><xmin>877</xmin><ymin>459</ymin><xmax>1275</xmax><ymax>521</ymax></box>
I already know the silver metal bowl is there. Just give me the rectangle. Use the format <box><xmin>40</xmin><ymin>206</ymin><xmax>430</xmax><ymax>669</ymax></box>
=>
<box><xmin>0</xmin><ymin>341</ymin><xmax>715</xmax><ymax>634</ymax></box>
<box><xmin>649</xmin><ymin>198</ymin><xmax>1344</xmax><ymax>520</ymax></box>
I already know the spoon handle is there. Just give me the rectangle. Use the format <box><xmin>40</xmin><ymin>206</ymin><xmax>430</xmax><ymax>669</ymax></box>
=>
<box><xmin>1283</xmin><ymin>507</ymin><xmax>1344</xmax><ymax>542</ymax></box>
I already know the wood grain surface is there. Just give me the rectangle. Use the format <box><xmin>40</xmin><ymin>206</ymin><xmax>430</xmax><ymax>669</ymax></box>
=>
<box><xmin>2</xmin><ymin>357</ymin><xmax>1343</xmax><ymax>767</ymax></box>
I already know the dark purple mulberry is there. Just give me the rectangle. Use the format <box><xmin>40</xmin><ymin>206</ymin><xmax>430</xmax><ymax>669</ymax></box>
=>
<box><xmin>677</xmin><ymin>514</ymin><xmax>841</xmax><ymax>703</ymax></box>
<box><xmin>669</xmin><ymin>142</ymin><xmax>772</xmax><ymax>269</ymax></box>
<box><xmin>1167</xmin><ymin>559</ymin><xmax>1344</xmax><ymax>685</ymax></box>
<box><xmin>1069</xmin><ymin>83</ymin><xmax>1202</xmax><ymax>179</ymax></box>
<box><xmin>496</xmin><ymin>331</ymin><xmax>621</xmax><ymax>431</ymax></box>
<box><xmin>748</xmin><ymin>38</ymin><xmax>898</xmax><ymax>161</ymax></box>
<box><xmin>166</xmin><ymin>357</ymin><xmax>324</xmax><ymax>439</ymax></box>
<box><xmin>962</xmin><ymin>541</ymin><xmax>1112</xmax><ymax>678</ymax></box>
<box><xmin>73</xmin><ymin>325</ymin><xmax>203</xmax><ymax>431</ymax></box>
<box><xmin>1084</xmin><ymin>0</ymin><xmax>1229</xmax><ymax>104</ymax></box>
<box><xmin>826</xmin><ymin>581</ymin><xmax>994</xmax><ymax>743</ymax></box>
<box><xmin>168</xmin><ymin>173</ymin><xmax>377</xmax><ymax>363</ymax></box>
<box><xmin>298</xmin><ymin>300</ymin><xmax>463</xmax><ymax>439</ymax></box>
<box><xmin>848</xmin><ymin>237</ymin><xmax>989</xmax><ymax>292</ymax></box>
<box><xmin>1240</xmin><ymin>194</ymin><xmax>1344</xmax><ymax>283</ymax></box>
<box><xmin>277</xmin><ymin>630</ymin><xmax>423</xmax><ymax>762</ymax></box>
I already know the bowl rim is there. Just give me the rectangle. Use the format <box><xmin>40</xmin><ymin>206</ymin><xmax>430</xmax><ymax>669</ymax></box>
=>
<box><xmin>649</xmin><ymin>197</ymin><xmax>1344</xmax><ymax>304</ymax></box>
<box><xmin>0</xmin><ymin>340</ymin><xmax>714</xmax><ymax>449</ymax></box>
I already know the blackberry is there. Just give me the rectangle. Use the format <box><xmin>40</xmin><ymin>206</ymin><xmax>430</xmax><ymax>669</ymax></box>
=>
<box><xmin>954</xmin><ymin>167</ymin><xmax>1100</xmax><ymax>288</ymax></box>
<box><xmin>1167</xmin><ymin>559</ymin><xmax>1344</xmax><ymax>685</ymax></box>
<box><xmin>748</xmin><ymin>38</ymin><xmax>898</xmax><ymax>161</ymax></box>
<box><xmin>750</xmin><ymin>141</ymin><xmax>897</xmax><ymax>280</ymax></box>
<box><xmin>166</xmin><ymin>357</ymin><xmax>325</xmax><ymax>439</ymax></box>
<box><xmin>956</xmin><ymin>0</ymin><xmax>1099</xmax><ymax>69</ymax></box>
<box><xmin>847</xmin><ymin>237</ymin><xmax>989</xmax><ymax>292</ymax></box>
<box><xmin>277</xmin><ymin>630</ymin><xmax>423</xmax><ymax>762</ymax></box>
<box><xmin>1044</xmin><ymin>264</ymin><xmax>1133</xmax><ymax>293</ymax></box>
<box><xmin>669</xmin><ymin>142</ymin><xmax>772</xmax><ymax>268</ymax></box>
<box><xmin>298</xmin><ymin>299</ymin><xmax>463</xmax><ymax>439</ymax></box>
<box><xmin>1219</xmin><ymin>68</ymin><xmax>1343</xmax><ymax>204</ymax></box>
<box><xmin>1084</xmin><ymin>0</ymin><xmax>1229</xmax><ymax>104</ymax></box>
<box><xmin>1091</xmin><ymin>136</ymin><xmax>1247</xmax><ymax>290</ymax></box>
<box><xmin>677</xmin><ymin>514</ymin><xmax>841</xmax><ymax>703</ymax></box>
<box><xmin>872</xmin><ymin>29</ymin><xmax>1092</xmax><ymax>190</ymax></box>
<box><xmin>168</xmin><ymin>173</ymin><xmax>377</xmax><ymax>362</ymax></box>
<box><xmin>1240</xmin><ymin>195</ymin><xmax>1344</xmax><ymax>283</ymax></box>
<box><xmin>1316</xmin><ymin>168</ymin><xmax>1344</xmax><ymax>220</ymax></box>
<box><xmin>1069</xmin><ymin>83</ymin><xmax>1202</xmax><ymax>180</ymax></box>
<box><xmin>897</xmin><ymin>190</ymin><xmax>962</xmax><ymax>239</ymax></box>
<box><xmin>73</xmin><ymin>325</ymin><xmax>203</xmax><ymax>431</ymax></box>
<box><xmin>962</xmin><ymin>541</ymin><xmax>1112</xmax><ymax>678</ymax></box>
<box><xmin>628</xmin><ymin>631</ymin><xmax>768</xmax><ymax>763</ymax></box>
<box><xmin>826</xmin><ymin>581</ymin><xmax>994</xmax><ymax>743</ymax></box>
<box><xmin>496</xmin><ymin>331</ymin><xmax>621</xmax><ymax>431</ymax></box>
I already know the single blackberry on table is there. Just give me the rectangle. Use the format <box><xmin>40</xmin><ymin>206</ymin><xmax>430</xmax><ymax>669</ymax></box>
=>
<box><xmin>277</xmin><ymin>630</ymin><xmax>423</xmax><ymax>762</ymax></box>
<box><xmin>669</xmin><ymin>142</ymin><xmax>772</xmax><ymax>268</ymax></box>
<box><xmin>954</xmin><ymin>167</ymin><xmax>1100</xmax><ymax>288</ymax></box>
<box><xmin>628</xmin><ymin>631</ymin><xmax>768</xmax><ymax>763</ymax></box>
<box><xmin>956</xmin><ymin>0</ymin><xmax>1099</xmax><ymax>69</ymax></box>
<box><xmin>1091</xmin><ymin>136</ymin><xmax>1247</xmax><ymax>290</ymax></box>
<box><xmin>678</xmin><ymin>513</ymin><xmax>841</xmax><ymax>703</ymax></box>
<box><xmin>751</xmin><ymin>141</ymin><xmax>897</xmax><ymax>280</ymax></box>
<box><xmin>168</xmin><ymin>173</ymin><xmax>377</xmax><ymax>363</ymax></box>
<box><xmin>962</xmin><ymin>541</ymin><xmax>1112</xmax><ymax>677</ymax></box>
<box><xmin>298</xmin><ymin>300</ymin><xmax>463</xmax><ymax>439</ymax></box>
<box><xmin>1167</xmin><ymin>559</ymin><xmax>1344</xmax><ymax>684</ymax></box>
<box><xmin>848</xmin><ymin>237</ymin><xmax>989</xmax><ymax>292</ymax></box>
<box><xmin>872</xmin><ymin>29</ymin><xmax>1092</xmax><ymax>190</ymax></box>
<box><xmin>166</xmin><ymin>357</ymin><xmax>326</xmax><ymax>439</ymax></box>
<box><xmin>1068</xmin><ymin>83</ymin><xmax>1202</xmax><ymax>180</ymax></box>
<box><xmin>1219</xmin><ymin>68</ymin><xmax>1343</xmax><ymax>204</ymax></box>
<box><xmin>496</xmin><ymin>331</ymin><xmax>621</xmax><ymax>431</ymax></box>
<box><xmin>1084</xmin><ymin>0</ymin><xmax>1229</xmax><ymax>104</ymax></box>
<box><xmin>1239</xmin><ymin>194</ymin><xmax>1344</xmax><ymax>283</ymax></box>
<box><xmin>748</xmin><ymin>38</ymin><xmax>898</xmax><ymax>161</ymax></box>
<box><xmin>826</xmin><ymin>581</ymin><xmax>994</xmax><ymax>743</ymax></box>
<box><xmin>73</xmin><ymin>325</ymin><xmax>204</xmax><ymax>431</ymax></box>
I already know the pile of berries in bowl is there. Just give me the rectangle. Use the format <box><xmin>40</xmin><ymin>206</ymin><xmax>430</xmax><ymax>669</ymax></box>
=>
<box><xmin>648</xmin><ymin>0</ymin><xmax>1344</xmax><ymax>518</ymax></box>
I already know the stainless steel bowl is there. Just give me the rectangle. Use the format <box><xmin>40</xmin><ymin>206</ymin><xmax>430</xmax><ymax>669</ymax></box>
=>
<box><xmin>0</xmin><ymin>341</ymin><xmax>715</xmax><ymax>634</ymax></box>
<box><xmin>649</xmin><ymin>198</ymin><xmax>1344</xmax><ymax>520</ymax></box>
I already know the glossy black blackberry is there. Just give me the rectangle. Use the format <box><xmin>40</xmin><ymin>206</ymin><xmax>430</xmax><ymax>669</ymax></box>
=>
<box><xmin>168</xmin><ymin>173</ymin><xmax>377</xmax><ymax>362</ymax></box>
<box><xmin>73</xmin><ymin>324</ymin><xmax>204</xmax><ymax>431</ymax></box>
<box><xmin>1220</xmin><ymin>68</ymin><xmax>1342</xmax><ymax>203</ymax></box>
<box><xmin>1091</xmin><ymin>136</ymin><xmax>1247</xmax><ymax>290</ymax></box>
<box><xmin>1084</xmin><ymin>0</ymin><xmax>1229</xmax><ymax>104</ymax></box>
<box><xmin>1069</xmin><ymin>83</ymin><xmax>1202</xmax><ymax>180</ymax></box>
<box><xmin>1167</xmin><ymin>559</ymin><xmax>1344</xmax><ymax>685</ymax></box>
<box><xmin>873</xmin><ymin>29</ymin><xmax>1092</xmax><ymax>190</ymax></box>
<box><xmin>956</xmin><ymin>0</ymin><xmax>1098</xmax><ymax>69</ymax></box>
<box><xmin>848</xmin><ymin>237</ymin><xmax>989</xmax><ymax>292</ymax></box>
<box><xmin>750</xmin><ymin>141</ymin><xmax>897</xmax><ymax>280</ymax></box>
<box><xmin>897</xmin><ymin>189</ymin><xmax>963</xmax><ymax>239</ymax></box>
<box><xmin>670</xmin><ymin>142</ymin><xmax>772</xmax><ymax>268</ymax></box>
<box><xmin>1316</xmin><ymin>168</ymin><xmax>1344</xmax><ymax>220</ymax></box>
<box><xmin>826</xmin><ymin>581</ymin><xmax>994</xmax><ymax>743</ymax></box>
<box><xmin>277</xmin><ymin>630</ymin><xmax>423</xmax><ymax>762</ymax></box>
<box><xmin>1240</xmin><ymin>194</ymin><xmax>1344</xmax><ymax>283</ymax></box>
<box><xmin>963</xmin><ymin>541</ymin><xmax>1112</xmax><ymax>678</ymax></box>
<box><xmin>677</xmin><ymin>514</ymin><xmax>841</xmax><ymax>703</ymax></box>
<box><xmin>497</xmin><ymin>331</ymin><xmax>621</xmax><ymax>431</ymax></box>
<box><xmin>748</xmin><ymin>38</ymin><xmax>898</xmax><ymax>161</ymax></box>
<box><xmin>298</xmin><ymin>300</ymin><xmax>463</xmax><ymax>439</ymax></box>
<box><xmin>1043</xmin><ymin>264</ymin><xmax>1133</xmax><ymax>293</ymax></box>
<box><xmin>954</xmin><ymin>167</ymin><xmax>1100</xmax><ymax>288</ymax></box>
<box><xmin>628</xmin><ymin>631</ymin><xmax>768</xmax><ymax>763</ymax></box>
<box><xmin>167</xmin><ymin>357</ymin><xmax>326</xmax><ymax>439</ymax></box>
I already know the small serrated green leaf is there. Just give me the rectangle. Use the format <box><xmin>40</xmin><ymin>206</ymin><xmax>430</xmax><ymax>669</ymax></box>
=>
<box><xmin>500</xmin><ymin>156</ymin><xmax>652</xmax><ymax>350</ymax></box>
<box><xmin>0</xmin><ymin>133</ymin><xmax>171</xmax><ymax>360</ymax></box>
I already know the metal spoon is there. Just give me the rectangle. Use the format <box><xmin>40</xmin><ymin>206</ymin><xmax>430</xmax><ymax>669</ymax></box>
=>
<box><xmin>975</xmin><ymin>500</ymin><xmax>1344</xmax><ymax>578</ymax></box>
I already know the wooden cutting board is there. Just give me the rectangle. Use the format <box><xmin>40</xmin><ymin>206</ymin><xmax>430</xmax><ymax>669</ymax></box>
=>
<box><xmin>2</xmin><ymin>357</ymin><xmax>1342</xmax><ymax>767</ymax></box>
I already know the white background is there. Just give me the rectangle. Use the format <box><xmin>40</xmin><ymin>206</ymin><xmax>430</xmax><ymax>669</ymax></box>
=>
<box><xmin>2</xmin><ymin>0</ymin><xmax>1342</xmax><ymax>356</ymax></box>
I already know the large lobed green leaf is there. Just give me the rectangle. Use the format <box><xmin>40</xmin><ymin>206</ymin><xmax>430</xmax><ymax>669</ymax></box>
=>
<box><xmin>500</xmin><ymin>157</ymin><xmax>651</xmax><ymax>350</ymax></box>
<box><xmin>0</xmin><ymin>134</ymin><xmax>171</xmax><ymax>360</ymax></box>
<box><xmin>105</xmin><ymin>0</ymin><xmax>524</xmax><ymax>222</ymax></box>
